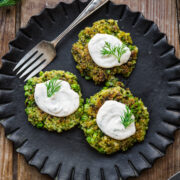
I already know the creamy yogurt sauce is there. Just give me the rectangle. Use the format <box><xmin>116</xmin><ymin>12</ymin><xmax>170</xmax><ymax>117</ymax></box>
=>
<box><xmin>34</xmin><ymin>80</ymin><xmax>79</xmax><ymax>117</ymax></box>
<box><xmin>88</xmin><ymin>33</ymin><xmax>131</xmax><ymax>68</ymax></box>
<box><xmin>96</xmin><ymin>100</ymin><xmax>136</xmax><ymax>140</ymax></box>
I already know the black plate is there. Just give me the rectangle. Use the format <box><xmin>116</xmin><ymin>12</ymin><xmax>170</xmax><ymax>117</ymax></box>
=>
<box><xmin>0</xmin><ymin>1</ymin><xmax>180</xmax><ymax>179</ymax></box>
<box><xmin>168</xmin><ymin>172</ymin><xmax>180</xmax><ymax>180</ymax></box>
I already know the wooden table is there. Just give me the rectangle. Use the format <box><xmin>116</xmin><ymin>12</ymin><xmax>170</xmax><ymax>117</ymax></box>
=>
<box><xmin>0</xmin><ymin>0</ymin><xmax>179</xmax><ymax>179</ymax></box>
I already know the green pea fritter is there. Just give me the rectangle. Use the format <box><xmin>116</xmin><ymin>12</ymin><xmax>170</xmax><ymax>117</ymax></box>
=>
<box><xmin>80</xmin><ymin>80</ymin><xmax>149</xmax><ymax>154</ymax></box>
<box><xmin>24</xmin><ymin>70</ymin><xmax>84</xmax><ymax>133</ymax></box>
<box><xmin>72</xmin><ymin>19</ymin><xmax>138</xmax><ymax>84</ymax></box>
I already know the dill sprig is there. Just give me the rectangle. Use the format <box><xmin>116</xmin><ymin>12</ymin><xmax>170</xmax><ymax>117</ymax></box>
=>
<box><xmin>120</xmin><ymin>105</ymin><xmax>134</xmax><ymax>128</ymax></box>
<box><xmin>101</xmin><ymin>41</ymin><xmax>127</xmax><ymax>63</ymax></box>
<box><xmin>45</xmin><ymin>78</ymin><xmax>61</xmax><ymax>97</ymax></box>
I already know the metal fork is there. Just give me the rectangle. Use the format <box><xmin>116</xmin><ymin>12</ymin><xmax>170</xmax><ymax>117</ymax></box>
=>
<box><xmin>13</xmin><ymin>0</ymin><xmax>109</xmax><ymax>81</ymax></box>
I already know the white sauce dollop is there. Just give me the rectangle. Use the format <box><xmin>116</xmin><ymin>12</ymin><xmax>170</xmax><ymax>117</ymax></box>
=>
<box><xmin>96</xmin><ymin>100</ymin><xmax>136</xmax><ymax>140</ymax></box>
<box><xmin>34</xmin><ymin>80</ymin><xmax>79</xmax><ymax>117</ymax></box>
<box><xmin>88</xmin><ymin>33</ymin><xmax>131</xmax><ymax>68</ymax></box>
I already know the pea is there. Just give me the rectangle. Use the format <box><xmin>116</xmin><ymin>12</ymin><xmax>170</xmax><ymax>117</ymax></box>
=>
<box><xmin>25</xmin><ymin>108</ymin><xmax>30</xmax><ymax>114</ymax></box>
<box><xmin>81</xmin><ymin>114</ymin><xmax>88</xmax><ymax>121</ymax></box>
<box><xmin>93</xmin><ymin>133</ymin><xmax>97</xmax><ymax>139</ymax></box>
<box><xmin>105</xmin><ymin>81</ymin><xmax>114</xmax><ymax>87</ymax></box>
<box><xmin>86</xmin><ymin>98</ymin><xmax>90</xmax><ymax>104</ymax></box>
<box><xmin>25</xmin><ymin>91</ymin><xmax>31</xmax><ymax>96</ymax></box>
<box><xmin>27</xmin><ymin>78</ymin><xmax>33</xmax><ymax>85</ymax></box>
<box><xmin>71</xmin><ymin>84</ymin><xmax>79</xmax><ymax>92</ymax></box>
<box><xmin>39</xmin><ymin>71</ymin><xmax>43</xmax><ymax>76</ymax></box>
<box><xmin>91</xmin><ymin>138</ymin><xmax>95</xmax><ymax>143</ymax></box>
<box><xmin>28</xmin><ymin>101</ymin><xmax>34</xmax><ymax>106</ymax></box>
<box><xmin>85</xmin><ymin>76</ymin><xmax>91</xmax><ymax>80</ymax></box>
<box><xmin>66</xmin><ymin>71</ymin><xmax>72</xmax><ymax>75</ymax></box>
<box><xmin>36</xmin><ymin>122</ymin><xmax>44</xmax><ymax>128</ymax></box>
<box><xmin>86</xmin><ymin>137</ymin><xmax>91</xmax><ymax>143</ymax></box>
<box><xmin>86</xmin><ymin>128</ymin><xmax>93</xmax><ymax>135</ymax></box>
<box><xmin>24</xmin><ymin>85</ymin><xmax>29</xmax><ymax>91</ymax></box>
<box><xmin>80</xmin><ymin>98</ymin><xmax>84</xmax><ymax>104</ymax></box>
<box><xmin>106</xmin><ymin>70</ymin><xmax>111</xmax><ymax>74</ymax></box>
<box><xmin>78</xmin><ymin>108</ymin><xmax>83</xmax><ymax>113</ymax></box>
<box><xmin>98</xmin><ymin>148</ymin><xmax>105</xmax><ymax>153</ymax></box>
<box><xmin>84</xmin><ymin>104</ymin><xmax>89</xmax><ymax>112</ymax></box>
<box><xmin>129</xmin><ymin>45</ymin><xmax>135</xmax><ymax>51</ymax></box>
<box><xmin>90</xmin><ymin>98</ymin><xmax>97</xmax><ymax>104</ymax></box>
<box><xmin>102</xmin><ymin>87</ymin><xmax>108</xmax><ymax>90</ymax></box>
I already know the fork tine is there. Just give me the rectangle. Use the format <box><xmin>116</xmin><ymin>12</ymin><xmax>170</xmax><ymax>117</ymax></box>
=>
<box><xmin>13</xmin><ymin>48</ymin><xmax>38</xmax><ymax>71</ymax></box>
<box><xmin>16</xmin><ymin>53</ymin><xmax>43</xmax><ymax>75</ymax></box>
<box><xmin>24</xmin><ymin>61</ymin><xmax>50</xmax><ymax>81</ymax></box>
<box><xmin>19</xmin><ymin>56</ymin><xmax>46</xmax><ymax>79</ymax></box>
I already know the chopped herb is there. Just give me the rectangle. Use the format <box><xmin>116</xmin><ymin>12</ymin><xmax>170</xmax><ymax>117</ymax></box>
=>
<box><xmin>121</xmin><ymin>105</ymin><xmax>134</xmax><ymax>128</ymax></box>
<box><xmin>45</xmin><ymin>78</ymin><xmax>61</xmax><ymax>97</ymax></box>
<box><xmin>101</xmin><ymin>41</ymin><xmax>127</xmax><ymax>63</ymax></box>
<box><xmin>0</xmin><ymin>0</ymin><xmax>20</xmax><ymax>7</ymax></box>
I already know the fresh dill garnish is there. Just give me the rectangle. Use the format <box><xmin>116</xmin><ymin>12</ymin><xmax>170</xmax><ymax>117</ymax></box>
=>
<box><xmin>101</xmin><ymin>41</ymin><xmax>127</xmax><ymax>63</ymax></box>
<box><xmin>120</xmin><ymin>105</ymin><xmax>134</xmax><ymax>128</ymax></box>
<box><xmin>45</xmin><ymin>78</ymin><xmax>61</xmax><ymax>97</ymax></box>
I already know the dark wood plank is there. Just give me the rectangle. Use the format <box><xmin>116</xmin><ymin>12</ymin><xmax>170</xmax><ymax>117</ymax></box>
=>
<box><xmin>177</xmin><ymin>0</ymin><xmax>180</xmax><ymax>41</ymax></box>
<box><xmin>17</xmin><ymin>154</ymin><xmax>50</xmax><ymax>180</ymax></box>
<box><xmin>0</xmin><ymin>6</ymin><xmax>16</xmax><ymax>180</ymax></box>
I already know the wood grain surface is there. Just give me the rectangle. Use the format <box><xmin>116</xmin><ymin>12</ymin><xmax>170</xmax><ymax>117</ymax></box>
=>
<box><xmin>0</xmin><ymin>0</ymin><xmax>180</xmax><ymax>180</ymax></box>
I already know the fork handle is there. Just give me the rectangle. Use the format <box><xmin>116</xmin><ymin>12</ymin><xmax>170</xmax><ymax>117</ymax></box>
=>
<box><xmin>51</xmin><ymin>0</ymin><xmax>109</xmax><ymax>47</ymax></box>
